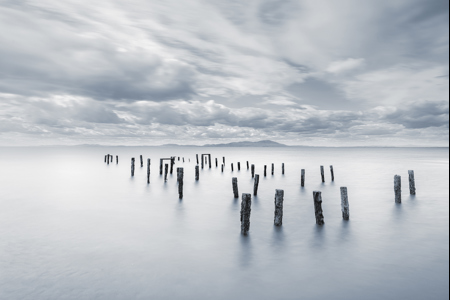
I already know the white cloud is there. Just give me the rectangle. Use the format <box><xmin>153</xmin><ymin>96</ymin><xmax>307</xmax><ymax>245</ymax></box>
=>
<box><xmin>326</xmin><ymin>58</ymin><xmax>366</xmax><ymax>74</ymax></box>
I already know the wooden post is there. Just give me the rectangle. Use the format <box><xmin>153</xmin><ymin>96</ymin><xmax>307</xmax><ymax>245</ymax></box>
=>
<box><xmin>170</xmin><ymin>157</ymin><xmax>175</xmax><ymax>174</ymax></box>
<box><xmin>240</xmin><ymin>194</ymin><xmax>252</xmax><ymax>235</ymax></box>
<box><xmin>208</xmin><ymin>154</ymin><xmax>212</xmax><ymax>169</ymax></box>
<box><xmin>320</xmin><ymin>166</ymin><xmax>325</xmax><ymax>183</ymax></box>
<box><xmin>274</xmin><ymin>189</ymin><xmax>284</xmax><ymax>226</ymax></box>
<box><xmin>201</xmin><ymin>155</ymin><xmax>204</xmax><ymax>169</ymax></box>
<box><xmin>195</xmin><ymin>165</ymin><xmax>199</xmax><ymax>181</ymax></box>
<box><xmin>232</xmin><ymin>177</ymin><xmax>239</xmax><ymax>198</ymax></box>
<box><xmin>238</xmin><ymin>162</ymin><xmax>241</xmax><ymax>171</ymax></box>
<box><xmin>264</xmin><ymin>165</ymin><xmax>267</xmax><ymax>177</ymax></box>
<box><xmin>107</xmin><ymin>154</ymin><xmax>110</xmax><ymax>165</ymax></box>
<box><xmin>313</xmin><ymin>191</ymin><xmax>325</xmax><ymax>225</ymax></box>
<box><xmin>131</xmin><ymin>158</ymin><xmax>135</xmax><ymax>177</ymax></box>
<box><xmin>253</xmin><ymin>174</ymin><xmax>260</xmax><ymax>196</ymax></box>
<box><xmin>215</xmin><ymin>158</ymin><xmax>218</xmax><ymax>167</ymax></box>
<box><xmin>104</xmin><ymin>155</ymin><xmax>107</xmax><ymax>163</ymax></box>
<box><xmin>183</xmin><ymin>157</ymin><xmax>185</xmax><ymax>163</ymax></box>
<box><xmin>251</xmin><ymin>164</ymin><xmax>255</xmax><ymax>178</ymax></box>
<box><xmin>271</xmin><ymin>163</ymin><xmax>274</xmax><ymax>175</ymax></box>
<box><xmin>340</xmin><ymin>187</ymin><xmax>349</xmax><ymax>220</ymax></box>
<box><xmin>164</xmin><ymin>164</ymin><xmax>169</xmax><ymax>182</ymax></box>
<box><xmin>247</xmin><ymin>161</ymin><xmax>249</xmax><ymax>170</ymax></box>
<box><xmin>301</xmin><ymin>169</ymin><xmax>305</xmax><ymax>187</ymax></box>
<box><xmin>116</xmin><ymin>155</ymin><xmax>118</xmax><ymax>164</ymax></box>
<box><xmin>282</xmin><ymin>163</ymin><xmax>285</xmax><ymax>175</ymax></box>
<box><xmin>159</xmin><ymin>159</ymin><xmax>163</xmax><ymax>175</ymax></box>
<box><xmin>196</xmin><ymin>154</ymin><xmax>199</xmax><ymax>165</ymax></box>
<box><xmin>394</xmin><ymin>175</ymin><xmax>402</xmax><ymax>203</ymax></box>
<box><xmin>147</xmin><ymin>159</ymin><xmax>151</xmax><ymax>184</ymax></box>
<box><xmin>408</xmin><ymin>170</ymin><xmax>416</xmax><ymax>195</ymax></box>
<box><xmin>221</xmin><ymin>164</ymin><xmax>224</xmax><ymax>172</ymax></box>
<box><xmin>140</xmin><ymin>155</ymin><xmax>143</xmax><ymax>167</ymax></box>
<box><xmin>111</xmin><ymin>155</ymin><xmax>113</xmax><ymax>163</ymax></box>
<box><xmin>178</xmin><ymin>168</ymin><xmax>184</xmax><ymax>199</ymax></box>
<box><xmin>223</xmin><ymin>157</ymin><xmax>225</xmax><ymax>165</ymax></box>
<box><xmin>330</xmin><ymin>165</ymin><xmax>334</xmax><ymax>181</ymax></box>
<box><xmin>231</xmin><ymin>163</ymin><xmax>234</xmax><ymax>172</ymax></box>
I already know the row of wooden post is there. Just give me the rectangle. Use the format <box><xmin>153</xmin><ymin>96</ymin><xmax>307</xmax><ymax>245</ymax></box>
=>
<box><xmin>394</xmin><ymin>171</ymin><xmax>416</xmax><ymax>203</ymax></box>
<box><xmin>104</xmin><ymin>154</ymin><xmax>118</xmax><ymax>164</ymax></box>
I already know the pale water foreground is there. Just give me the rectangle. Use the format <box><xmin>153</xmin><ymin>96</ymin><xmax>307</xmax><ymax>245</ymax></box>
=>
<box><xmin>0</xmin><ymin>146</ymin><xmax>448</xmax><ymax>300</ymax></box>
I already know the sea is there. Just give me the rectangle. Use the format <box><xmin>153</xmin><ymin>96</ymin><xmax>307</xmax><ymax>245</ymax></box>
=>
<box><xmin>0</xmin><ymin>146</ymin><xmax>448</xmax><ymax>300</ymax></box>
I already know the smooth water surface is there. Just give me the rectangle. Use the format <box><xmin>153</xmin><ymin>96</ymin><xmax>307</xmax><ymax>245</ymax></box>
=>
<box><xmin>0</xmin><ymin>147</ymin><xmax>448</xmax><ymax>300</ymax></box>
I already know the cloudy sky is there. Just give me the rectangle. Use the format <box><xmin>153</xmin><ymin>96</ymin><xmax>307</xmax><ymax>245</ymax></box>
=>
<box><xmin>0</xmin><ymin>0</ymin><xmax>448</xmax><ymax>146</ymax></box>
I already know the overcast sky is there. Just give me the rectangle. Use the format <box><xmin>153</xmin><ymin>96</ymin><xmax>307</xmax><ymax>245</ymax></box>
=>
<box><xmin>0</xmin><ymin>0</ymin><xmax>448</xmax><ymax>146</ymax></box>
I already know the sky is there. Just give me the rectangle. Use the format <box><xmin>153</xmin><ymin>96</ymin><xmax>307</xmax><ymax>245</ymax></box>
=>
<box><xmin>0</xmin><ymin>0</ymin><xmax>448</xmax><ymax>146</ymax></box>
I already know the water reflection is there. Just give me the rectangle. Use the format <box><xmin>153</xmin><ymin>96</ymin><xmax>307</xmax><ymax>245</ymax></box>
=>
<box><xmin>310</xmin><ymin>225</ymin><xmax>326</xmax><ymax>250</ymax></box>
<box><xmin>271</xmin><ymin>225</ymin><xmax>285</xmax><ymax>250</ymax></box>
<box><xmin>239</xmin><ymin>234</ymin><xmax>252</xmax><ymax>268</ymax></box>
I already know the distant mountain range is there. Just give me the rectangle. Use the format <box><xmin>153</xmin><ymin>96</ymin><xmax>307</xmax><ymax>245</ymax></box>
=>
<box><xmin>203</xmin><ymin>140</ymin><xmax>288</xmax><ymax>147</ymax></box>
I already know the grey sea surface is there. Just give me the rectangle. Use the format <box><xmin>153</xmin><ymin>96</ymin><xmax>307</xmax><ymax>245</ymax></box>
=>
<box><xmin>0</xmin><ymin>146</ymin><xmax>448</xmax><ymax>300</ymax></box>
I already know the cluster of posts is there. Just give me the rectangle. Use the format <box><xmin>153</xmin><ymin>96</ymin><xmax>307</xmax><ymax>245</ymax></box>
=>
<box><xmin>104</xmin><ymin>154</ymin><xmax>417</xmax><ymax>235</ymax></box>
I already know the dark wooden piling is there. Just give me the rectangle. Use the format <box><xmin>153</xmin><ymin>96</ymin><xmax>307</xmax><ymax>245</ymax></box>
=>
<box><xmin>264</xmin><ymin>165</ymin><xmax>267</xmax><ymax>177</ymax></box>
<box><xmin>131</xmin><ymin>158</ymin><xmax>135</xmax><ymax>177</ymax></box>
<box><xmin>232</xmin><ymin>177</ymin><xmax>239</xmax><ymax>198</ymax></box>
<box><xmin>247</xmin><ymin>161</ymin><xmax>249</xmax><ymax>170</ymax></box>
<box><xmin>116</xmin><ymin>155</ymin><xmax>118</xmax><ymax>164</ymax></box>
<box><xmin>107</xmin><ymin>154</ymin><xmax>110</xmax><ymax>165</ymax></box>
<box><xmin>408</xmin><ymin>170</ymin><xmax>416</xmax><ymax>195</ymax></box>
<box><xmin>301</xmin><ymin>169</ymin><xmax>305</xmax><ymax>187</ymax></box>
<box><xmin>394</xmin><ymin>175</ymin><xmax>402</xmax><ymax>203</ymax></box>
<box><xmin>251</xmin><ymin>164</ymin><xmax>255</xmax><ymax>178</ymax></box>
<box><xmin>195</xmin><ymin>165</ymin><xmax>199</xmax><ymax>181</ymax></box>
<box><xmin>271</xmin><ymin>163</ymin><xmax>274</xmax><ymax>175</ymax></box>
<box><xmin>240</xmin><ymin>194</ymin><xmax>252</xmax><ymax>235</ymax></box>
<box><xmin>221</xmin><ymin>164</ymin><xmax>224</xmax><ymax>172</ymax></box>
<box><xmin>340</xmin><ymin>187</ymin><xmax>349</xmax><ymax>220</ymax></box>
<box><xmin>201</xmin><ymin>155</ymin><xmax>204</xmax><ymax>169</ymax></box>
<box><xmin>320</xmin><ymin>166</ymin><xmax>325</xmax><ymax>183</ymax></box>
<box><xmin>147</xmin><ymin>159</ymin><xmax>151</xmax><ymax>184</ymax></box>
<box><xmin>231</xmin><ymin>163</ymin><xmax>234</xmax><ymax>172</ymax></box>
<box><xmin>105</xmin><ymin>155</ymin><xmax>107</xmax><ymax>163</ymax></box>
<box><xmin>215</xmin><ymin>158</ymin><xmax>218</xmax><ymax>167</ymax></box>
<box><xmin>140</xmin><ymin>155</ymin><xmax>143</xmax><ymax>167</ymax></box>
<box><xmin>330</xmin><ymin>165</ymin><xmax>334</xmax><ymax>181</ymax></box>
<box><xmin>178</xmin><ymin>168</ymin><xmax>184</xmax><ymax>199</ymax></box>
<box><xmin>164</xmin><ymin>164</ymin><xmax>169</xmax><ymax>182</ymax></box>
<box><xmin>183</xmin><ymin>157</ymin><xmax>185</xmax><ymax>163</ymax></box>
<box><xmin>282</xmin><ymin>163</ymin><xmax>285</xmax><ymax>175</ymax></box>
<box><xmin>223</xmin><ymin>157</ymin><xmax>225</xmax><ymax>165</ymax></box>
<box><xmin>253</xmin><ymin>174</ymin><xmax>260</xmax><ymax>196</ymax></box>
<box><xmin>274</xmin><ymin>189</ymin><xmax>284</xmax><ymax>226</ymax></box>
<box><xmin>238</xmin><ymin>162</ymin><xmax>241</xmax><ymax>171</ymax></box>
<box><xmin>178</xmin><ymin>157</ymin><xmax>180</xmax><ymax>161</ymax></box>
<box><xmin>111</xmin><ymin>155</ymin><xmax>113</xmax><ymax>163</ymax></box>
<box><xmin>159</xmin><ymin>159</ymin><xmax>163</xmax><ymax>175</ymax></box>
<box><xmin>208</xmin><ymin>154</ymin><xmax>212</xmax><ymax>169</ymax></box>
<box><xmin>170</xmin><ymin>157</ymin><xmax>175</xmax><ymax>174</ymax></box>
<box><xmin>196</xmin><ymin>154</ymin><xmax>199</xmax><ymax>165</ymax></box>
<box><xmin>313</xmin><ymin>191</ymin><xmax>325</xmax><ymax>225</ymax></box>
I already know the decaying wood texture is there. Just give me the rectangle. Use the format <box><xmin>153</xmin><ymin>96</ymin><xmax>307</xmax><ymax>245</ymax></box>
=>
<box><xmin>147</xmin><ymin>159</ymin><xmax>151</xmax><ymax>184</ymax></box>
<box><xmin>313</xmin><ymin>191</ymin><xmax>325</xmax><ymax>225</ymax></box>
<box><xmin>320</xmin><ymin>166</ymin><xmax>325</xmax><ymax>183</ymax></box>
<box><xmin>195</xmin><ymin>165</ymin><xmax>199</xmax><ymax>181</ymax></box>
<box><xmin>274</xmin><ymin>189</ymin><xmax>284</xmax><ymax>226</ymax></box>
<box><xmin>253</xmin><ymin>174</ymin><xmax>260</xmax><ymax>196</ymax></box>
<box><xmin>131</xmin><ymin>158</ymin><xmax>135</xmax><ymax>177</ymax></box>
<box><xmin>301</xmin><ymin>169</ymin><xmax>305</xmax><ymax>187</ymax></box>
<box><xmin>240</xmin><ymin>193</ymin><xmax>252</xmax><ymax>235</ymax></box>
<box><xmin>394</xmin><ymin>175</ymin><xmax>402</xmax><ymax>203</ymax></box>
<box><xmin>408</xmin><ymin>170</ymin><xmax>416</xmax><ymax>195</ymax></box>
<box><xmin>330</xmin><ymin>165</ymin><xmax>334</xmax><ymax>181</ymax></box>
<box><xmin>232</xmin><ymin>177</ymin><xmax>239</xmax><ymax>198</ymax></box>
<box><xmin>340</xmin><ymin>187</ymin><xmax>349</xmax><ymax>220</ymax></box>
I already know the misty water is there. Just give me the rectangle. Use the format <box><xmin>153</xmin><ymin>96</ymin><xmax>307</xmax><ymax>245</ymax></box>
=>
<box><xmin>0</xmin><ymin>146</ymin><xmax>448</xmax><ymax>300</ymax></box>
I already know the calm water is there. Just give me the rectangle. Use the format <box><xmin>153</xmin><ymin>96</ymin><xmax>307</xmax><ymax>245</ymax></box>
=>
<box><xmin>0</xmin><ymin>146</ymin><xmax>448</xmax><ymax>300</ymax></box>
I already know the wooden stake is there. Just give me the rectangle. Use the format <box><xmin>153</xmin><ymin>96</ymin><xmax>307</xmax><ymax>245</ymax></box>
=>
<box><xmin>232</xmin><ymin>177</ymin><xmax>239</xmax><ymax>198</ymax></box>
<box><xmin>107</xmin><ymin>154</ymin><xmax>110</xmax><ymax>165</ymax></box>
<box><xmin>221</xmin><ymin>164</ymin><xmax>224</xmax><ymax>173</ymax></box>
<box><xmin>208</xmin><ymin>154</ymin><xmax>212</xmax><ymax>169</ymax></box>
<box><xmin>147</xmin><ymin>159</ymin><xmax>151</xmax><ymax>184</ymax></box>
<box><xmin>116</xmin><ymin>155</ymin><xmax>118</xmax><ymax>164</ymax></box>
<box><xmin>164</xmin><ymin>164</ymin><xmax>169</xmax><ymax>182</ymax></box>
<box><xmin>195</xmin><ymin>165</ymin><xmax>199</xmax><ymax>181</ymax></box>
<box><xmin>223</xmin><ymin>157</ymin><xmax>225</xmax><ymax>164</ymax></box>
<box><xmin>320</xmin><ymin>166</ymin><xmax>325</xmax><ymax>183</ymax></box>
<box><xmin>131</xmin><ymin>158</ymin><xmax>135</xmax><ymax>177</ymax></box>
<box><xmin>264</xmin><ymin>165</ymin><xmax>267</xmax><ymax>177</ymax></box>
<box><xmin>394</xmin><ymin>175</ymin><xmax>402</xmax><ymax>203</ymax></box>
<box><xmin>330</xmin><ymin>165</ymin><xmax>334</xmax><ymax>181</ymax></box>
<box><xmin>170</xmin><ymin>157</ymin><xmax>175</xmax><ymax>174</ymax></box>
<box><xmin>238</xmin><ymin>162</ymin><xmax>241</xmax><ymax>171</ymax></box>
<box><xmin>240</xmin><ymin>194</ymin><xmax>252</xmax><ymax>235</ymax></box>
<box><xmin>313</xmin><ymin>191</ymin><xmax>325</xmax><ymax>225</ymax></box>
<box><xmin>231</xmin><ymin>163</ymin><xmax>234</xmax><ymax>172</ymax></box>
<box><xmin>215</xmin><ymin>158</ymin><xmax>218</xmax><ymax>167</ymax></box>
<box><xmin>271</xmin><ymin>163</ymin><xmax>274</xmax><ymax>175</ymax></box>
<box><xmin>340</xmin><ymin>187</ymin><xmax>349</xmax><ymax>220</ymax></box>
<box><xmin>196</xmin><ymin>154</ymin><xmax>199</xmax><ymax>164</ymax></box>
<box><xmin>247</xmin><ymin>161</ymin><xmax>249</xmax><ymax>170</ymax></box>
<box><xmin>140</xmin><ymin>155</ymin><xmax>143</xmax><ymax>167</ymax></box>
<box><xmin>408</xmin><ymin>170</ymin><xmax>416</xmax><ymax>195</ymax></box>
<box><xmin>104</xmin><ymin>155</ymin><xmax>107</xmax><ymax>163</ymax></box>
<box><xmin>159</xmin><ymin>159</ymin><xmax>163</xmax><ymax>175</ymax></box>
<box><xmin>178</xmin><ymin>168</ymin><xmax>184</xmax><ymax>199</ymax></box>
<box><xmin>251</xmin><ymin>164</ymin><xmax>255</xmax><ymax>178</ymax></box>
<box><xmin>301</xmin><ymin>169</ymin><xmax>305</xmax><ymax>187</ymax></box>
<box><xmin>253</xmin><ymin>174</ymin><xmax>260</xmax><ymax>196</ymax></box>
<box><xmin>282</xmin><ymin>163</ymin><xmax>285</xmax><ymax>175</ymax></box>
<box><xmin>274</xmin><ymin>189</ymin><xmax>284</xmax><ymax>226</ymax></box>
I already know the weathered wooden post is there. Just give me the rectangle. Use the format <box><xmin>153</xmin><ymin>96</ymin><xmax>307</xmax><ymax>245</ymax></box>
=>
<box><xmin>208</xmin><ymin>154</ymin><xmax>212</xmax><ymax>169</ymax></box>
<box><xmin>105</xmin><ymin>155</ymin><xmax>107</xmax><ymax>163</ymax></box>
<box><xmin>215</xmin><ymin>158</ymin><xmax>218</xmax><ymax>167</ymax></box>
<box><xmin>183</xmin><ymin>157</ymin><xmax>185</xmax><ymax>163</ymax></box>
<box><xmin>140</xmin><ymin>155</ymin><xmax>143</xmax><ymax>167</ymax></box>
<box><xmin>330</xmin><ymin>165</ymin><xmax>334</xmax><ymax>181</ymax></box>
<box><xmin>253</xmin><ymin>174</ymin><xmax>260</xmax><ymax>196</ymax></box>
<box><xmin>147</xmin><ymin>159</ymin><xmax>151</xmax><ymax>184</ymax></box>
<box><xmin>201</xmin><ymin>155</ymin><xmax>204</xmax><ymax>169</ymax></box>
<box><xmin>164</xmin><ymin>164</ymin><xmax>169</xmax><ymax>182</ymax></box>
<box><xmin>195</xmin><ymin>165</ymin><xmax>199</xmax><ymax>181</ymax></box>
<box><xmin>247</xmin><ymin>161</ymin><xmax>249</xmax><ymax>170</ymax></box>
<box><xmin>131</xmin><ymin>158</ymin><xmax>135</xmax><ymax>177</ymax></box>
<box><xmin>231</xmin><ymin>163</ymin><xmax>234</xmax><ymax>172</ymax></box>
<box><xmin>178</xmin><ymin>168</ymin><xmax>184</xmax><ymax>199</ymax></box>
<box><xmin>301</xmin><ymin>169</ymin><xmax>305</xmax><ymax>187</ymax></box>
<box><xmin>251</xmin><ymin>164</ymin><xmax>255</xmax><ymax>178</ymax></box>
<box><xmin>107</xmin><ymin>155</ymin><xmax>110</xmax><ymax>165</ymax></box>
<box><xmin>394</xmin><ymin>175</ymin><xmax>402</xmax><ymax>203</ymax></box>
<box><xmin>178</xmin><ymin>157</ymin><xmax>180</xmax><ymax>161</ymax></box>
<box><xmin>223</xmin><ymin>157</ymin><xmax>225</xmax><ymax>165</ymax></box>
<box><xmin>240</xmin><ymin>194</ymin><xmax>252</xmax><ymax>235</ymax></box>
<box><xmin>264</xmin><ymin>165</ymin><xmax>267</xmax><ymax>177</ymax></box>
<box><xmin>116</xmin><ymin>155</ymin><xmax>118</xmax><ymax>164</ymax></box>
<box><xmin>282</xmin><ymin>163</ymin><xmax>285</xmax><ymax>175</ymax></box>
<box><xmin>196</xmin><ymin>154</ymin><xmax>199</xmax><ymax>165</ymax></box>
<box><xmin>274</xmin><ymin>189</ymin><xmax>284</xmax><ymax>226</ymax></box>
<box><xmin>238</xmin><ymin>162</ymin><xmax>241</xmax><ymax>171</ymax></box>
<box><xmin>408</xmin><ymin>170</ymin><xmax>416</xmax><ymax>195</ymax></box>
<box><xmin>232</xmin><ymin>177</ymin><xmax>239</xmax><ymax>198</ymax></box>
<box><xmin>221</xmin><ymin>164</ymin><xmax>224</xmax><ymax>173</ymax></box>
<box><xmin>340</xmin><ymin>187</ymin><xmax>349</xmax><ymax>220</ymax></box>
<box><xmin>111</xmin><ymin>155</ymin><xmax>113</xmax><ymax>163</ymax></box>
<box><xmin>320</xmin><ymin>166</ymin><xmax>325</xmax><ymax>183</ymax></box>
<box><xmin>271</xmin><ymin>163</ymin><xmax>274</xmax><ymax>175</ymax></box>
<box><xmin>159</xmin><ymin>159</ymin><xmax>163</xmax><ymax>175</ymax></box>
<box><xmin>170</xmin><ymin>157</ymin><xmax>175</xmax><ymax>174</ymax></box>
<box><xmin>313</xmin><ymin>191</ymin><xmax>325</xmax><ymax>225</ymax></box>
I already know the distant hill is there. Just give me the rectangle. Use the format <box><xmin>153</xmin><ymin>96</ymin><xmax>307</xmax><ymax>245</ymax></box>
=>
<box><xmin>203</xmin><ymin>140</ymin><xmax>287</xmax><ymax>147</ymax></box>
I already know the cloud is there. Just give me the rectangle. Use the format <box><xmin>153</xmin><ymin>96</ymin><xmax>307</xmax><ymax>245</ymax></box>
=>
<box><xmin>327</xmin><ymin>58</ymin><xmax>365</xmax><ymax>74</ymax></box>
